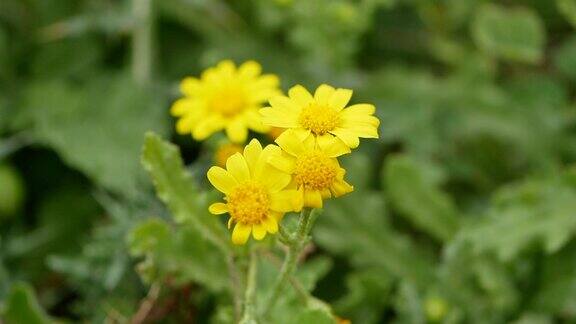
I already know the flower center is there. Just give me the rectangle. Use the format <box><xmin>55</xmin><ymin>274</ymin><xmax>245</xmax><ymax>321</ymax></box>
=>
<box><xmin>227</xmin><ymin>182</ymin><xmax>269</xmax><ymax>225</ymax></box>
<box><xmin>298</xmin><ymin>104</ymin><xmax>339</xmax><ymax>135</ymax></box>
<box><xmin>293</xmin><ymin>151</ymin><xmax>338</xmax><ymax>191</ymax></box>
<box><xmin>210</xmin><ymin>88</ymin><xmax>247</xmax><ymax>117</ymax></box>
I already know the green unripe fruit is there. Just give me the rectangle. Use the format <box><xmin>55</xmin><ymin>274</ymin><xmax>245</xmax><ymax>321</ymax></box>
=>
<box><xmin>0</xmin><ymin>163</ymin><xmax>24</xmax><ymax>219</ymax></box>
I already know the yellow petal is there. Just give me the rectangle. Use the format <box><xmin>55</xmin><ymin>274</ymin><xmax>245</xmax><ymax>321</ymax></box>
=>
<box><xmin>329</xmin><ymin>88</ymin><xmax>353</xmax><ymax>111</ymax></box>
<box><xmin>331</xmin><ymin>180</ymin><xmax>354</xmax><ymax>197</ymax></box>
<box><xmin>252</xmin><ymin>223</ymin><xmax>267</xmax><ymax>240</ymax></box>
<box><xmin>171</xmin><ymin>98</ymin><xmax>191</xmax><ymax>116</ymax></box>
<box><xmin>288</xmin><ymin>84</ymin><xmax>314</xmax><ymax>106</ymax></box>
<box><xmin>321</xmin><ymin>189</ymin><xmax>332</xmax><ymax>198</ymax></box>
<box><xmin>314</xmin><ymin>84</ymin><xmax>336</xmax><ymax>106</ymax></box>
<box><xmin>176</xmin><ymin>115</ymin><xmax>193</xmax><ymax>135</ymax></box>
<box><xmin>269</xmin><ymin>211</ymin><xmax>285</xmax><ymax>221</ymax></box>
<box><xmin>262</xmin><ymin>216</ymin><xmax>278</xmax><ymax>233</ymax></box>
<box><xmin>275</xmin><ymin>130</ymin><xmax>305</xmax><ymax>157</ymax></box>
<box><xmin>341</xmin><ymin>103</ymin><xmax>375</xmax><ymax>115</ymax></box>
<box><xmin>226</xmin><ymin>118</ymin><xmax>248</xmax><ymax>143</ymax></box>
<box><xmin>179</xmin><ymin>77</ymin><xmax>200</xmax><ymax>96</ymax></box>
<box><xmin>216</xmin><ymin>60</ymin><xmax>236</xmax><ymax>76</ymax></box>
<box><xmin>267</xmin><ymin>149</ymin><xmax>296</xmax><ymax>174</ymax></box>
<box><xmin>331</xmin><ymin>128</ymin><xmax>360</xmax><ymax>148</ymax></box>
<box><xmin>228</xmin><ymin>217</ymin><xmax>234</xmax><ymax>229</ymax></box>
<box><xmin>232</xmin><ymin>223</ymin><xmax>251</xmax><ymax>245</ymax></box>
<box><xmin>193</xmin><ymin>115</ymin><xmax>225</xmax><ymax>141</ymax></box>
<box><xmin>226</xmin><ymin>153</ymin><xmax>250</xmax><ymax>182</ymax></box>
<box><xmin>258</xmin><ymin>166</ymin><xmax>291</xmax><ymax>193</ymax></box>
<box><xmin>303</xmin><ymin>190</ymin><xmax>323</xmax><ymax>208</ymax></box>
<box><xmin>270</xmin><ymin>190</ymin><xmax>299</xmax><ymax>212</ymax></box>
<box><xmin>260</xmin><ymin>107</ymin><xmax>299</xmax><ymax>128</ymax></box>
<box><xmin>316</xmin><ymin>135</ymin><xmax>351</xmax><ymax>157</ymax></box>
<box><xmin>207</xmin><ymin>166</ymin><xmax>238</xmax><ymax>194</ymax></box>
<box><xmin>238</xmin><ymin>60</ymin><xmax>262</xmax><ymax>79</ymax></box>
<box><xmin>244</xmin><ymin>139</ymin><xmax>263</xmax><ymax>173</ymax></box>
<box><xmin>244</xmin><ymin>109</ymin><xmax>269</xmax><ymax>133</ymax></box>
<box><xmin>292</xmin><ymin>128</ymin><xmax>312</xmax><ymax>142</ymax></box>
<box><xmin>209</xmin><ymin>202</ymin><xmax>228</xmax><ymax>215</ymax></box>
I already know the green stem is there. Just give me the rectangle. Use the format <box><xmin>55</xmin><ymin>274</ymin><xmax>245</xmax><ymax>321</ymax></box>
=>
<box><xmin>240</xmin><ymin>249</ymin><xmax>258</xmax><ymax>324</ymax></box>
<box><xmin>263</xmin><ymin>208</ymin><xmax>314</xmax><ymax>317</ymax></box>
<box><xmin>132</xmin><ymin>0</ymin><xmax>154</xmax><ymax>85</ymax></box>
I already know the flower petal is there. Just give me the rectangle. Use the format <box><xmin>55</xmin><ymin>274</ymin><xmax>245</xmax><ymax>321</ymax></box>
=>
<box><xmin>244</xmin><ymin>139</ymin><xmax>263</xmax><ymax>174</ymax></box>
<box><xmin>252</xmin><ymin>223</ymin><xmax>267</xmax><ymax>240</ymax></box>
<box><xmin>303</xmin><ymin>190</ymin><xmax>323</xmax><ymax>208</ymax></box>
<box><xmin>226</xmin><ymin>118</ymin><xmax>248</xmax><ymax>143</ymax></box>
<box><xmin>270</xmin><ymin>190</ymin><xmax>301</xmax><ymax>212</ymax></box>
<box><xmin>238</xmin><ymin>60</ymin><xmax>262</xmax><ymax>79</ymax></box>
<box><xmin>209</xmin><ymin>202</ymin><xmax>228</xmax><ymax>215</ymax></box>
<box><xmin>340</xmin><ymin>103</ymin><xmax>375</xmax><ymax>115</ymax></box>
<box><xmin>226</xmin><ymin>153</ymin><xmax>250</xmax><ymax>182</ymax></box>
<box><xmin>331</xmin><ymin>180</ymin><xmax>354</xmax><ymax>197</ymax></box>
<box><xmin>268</xmin><ymin>149</ymin><xmax>296</xmax><ymax>174</ymax></box>
<box><xmin>329</xmin><ymin>88</ymin><xmax>353</xmax><ymax>111</ymax></box>
<box><xmin>260</xmin><ymin>107</ymin><xmax>299</xmax><ymax>128</ymax></box>
<box><xmin>207</xmin><ymin>166</ymin><xmax>238</xmax><ymax>194</ymax></box>
<box><xmin>193</xmin><ymin>115</ymin><xmax>225</xmax><ymax>141</ymax></box>
<box><xmin>314</xmin><ymin>84</ymin><xmax>336</xmax><ymax>106</ymax></box>
<box><xmin>232</xmin><ymin>223</ymin><xmax>251</xmax><ymax>245</ymax></box>
<box><xmin>331</xmin><ymin>128</ymin><xmax>360</xmax><ymax>148</ymax></box>
<box><xmin>262</xmin><ymin>216</ymin><xmax>278</xmax><ymax>233</ymax></box>
<box><xmin>275</xmin><ymin>130</ymin><xmax>305</xmax><ymax>157</ymax></box>
<box><xmin>288</xmin><ymin>85</ymin><xmax>314</xmax><ymax>106</ymax></box>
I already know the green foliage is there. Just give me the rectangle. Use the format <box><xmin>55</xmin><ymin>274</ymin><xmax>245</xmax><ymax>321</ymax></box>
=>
<box><xmin>472</xmin><ymin>4</ymin><xmax>546</xmax><ymax>63</ymax></box>
<box><xmin>2</xmin><ymin>282</ymin><xmax>51</xmax><ymax>324</ymax></box>
<box><xmin>384</xmin><ymin>154</ymin><xmax>459</xmax><ymax>242</ymax></box>
<box><xmin>3</xmin><ymin>0</ymin><xmax>576</xmax><ymax>322</ymax></box>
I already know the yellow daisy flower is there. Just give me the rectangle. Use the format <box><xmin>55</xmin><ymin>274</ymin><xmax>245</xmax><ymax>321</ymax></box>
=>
<box><xmin>207</xmin><ymin>139</ymin><xmax>301</xmax><ymax>245</ymax></box>
<box><xmin>260</xmin><ymin>84</ymin><xmax>379</xmax><ymax>154</ymax></box>
<box><xmin>172</xmin><ymin>60</ymin><xmax>281</xmax><ymax>143</ymax></box>
<box><xmin>268</xmin><ymin>131</ymin><xmax>354</xmax><ymax>209</ymax></box>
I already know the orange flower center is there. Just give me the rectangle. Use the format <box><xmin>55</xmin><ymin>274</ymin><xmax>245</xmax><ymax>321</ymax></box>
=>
<box><xmin>298</xmin><ymin>103</ymin><xmax>339</xmax><ymax>135</ymax></box>
<box><xmin>293</xmin><ymin>151</ymin><xmax>338</xmax><ymax>190</ymax></box>
<box><xmin>227</xmin><ymin>182</ymin><xmax>269</xmax><ymax>224</ymax></box>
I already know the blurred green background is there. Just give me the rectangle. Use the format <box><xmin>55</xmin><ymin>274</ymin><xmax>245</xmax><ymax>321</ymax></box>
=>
<box><xmin>2</xmin><ymin>0</ymin><xmax>576</xmax><ymax>323</ymax></box>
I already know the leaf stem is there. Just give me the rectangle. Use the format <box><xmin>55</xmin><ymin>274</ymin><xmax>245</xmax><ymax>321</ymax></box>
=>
<box><xmin>263</xmin><ymin>208</ymin><xmax>314</xmax><ymax>317</ymax></box>
<box><xmin>240</xmin><ymin>248</ymin><xmax>258</xmax><ymax>324</ymax></box>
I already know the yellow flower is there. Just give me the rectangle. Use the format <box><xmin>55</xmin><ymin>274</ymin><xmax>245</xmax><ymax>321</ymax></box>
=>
<box><xmin>207</xmin><ymin>139</ymin><xmax>301</xmax><ymax>245</ymax></box>
<box><xmin>260</xmin><ymin>84</ymin><xmax>379</xmax><ymax>154</ymax></box>
<box><xmin>214</xmin><ymin>143</ymin><xmax>243</xmax><ymax>167</ymax></box>
<box><xmin>268</xmin><ymin>127</ymin><xmax>286</xmax><ymax>140</ymax></box>
<box><xmin>172</xmin><ymin>60</ymin><xmax>281</xmax><ymax>143</ymax></box>
<box><xmin>269</xmin><ymin>131</ymin><xmax>353</xmax><ymax>209</ymax></box>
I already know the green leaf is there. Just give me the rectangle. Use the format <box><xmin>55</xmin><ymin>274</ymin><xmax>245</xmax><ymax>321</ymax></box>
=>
<box><xmin>127</xmin><ymin>218</ymin><xmax>228</xmax><ymax>291</ymax></box>
<box><xmin>141</xmin><ymin>132</ymin><xmax>230</xmax><ymax>253</ymax></box>
<box><xmin>460</xmin><ymin>169</ymin><xmax>576</xmax><ymax>261</ymax></box>
<box><xmin>21</xmin><ymin>74</ymin><xmax>168</xmax><ymax>196</ymax></box>
<box><xmin>315</xmin><ymin>192</ymin><xmax>436</xmax><ymax>288</ymax></box>
<box><xmin>383</xmin><ymin>154</ymin><xmax>460</xmax><ymax>242</ymax></box>
<box><xmin>472</xmin><ymin>4</ymin><xmax>545</xmax><ymax>64</ymax></box>
<box><xmin>2</xmin><ymin>282</ymin><xmax>51</xmax><ymax>324</ymax></box>
<box><xmin>554</xmin><ymin>35</ymin><xmax>576</xmax><ymax>80</ymax></box>
<box><xmin>557</xmin><ymin>0</ymin><xmax>576</xmax><ymax>28</ymax></box>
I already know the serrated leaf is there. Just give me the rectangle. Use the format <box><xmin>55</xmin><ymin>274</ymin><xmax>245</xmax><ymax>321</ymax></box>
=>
<box><xmin>315</xmin><ymin>192</ymin><xmax>435</xmax><ymax>288</ymax></box>
<box><xmin>472</xmin><ymin>4</ymin><xmax>545</xmax><ymax>63</ymax></box>
<box><xmin>127</xmin><ymin>218</ymin><xmax>228</xmax><ymax>291</ymax></box>
<box><xmin>460</xmin><ymin>170</ymin><xmax>576</xmax><ymax>261</ymax></box>
<box><xmin>2</xmin><ymin>282</ymin><xmax>51</xmax><ymax>324</ymax></box>
<box><xmin>384</xmin><ymin>154</ymin><xmax>459</xmax><ymax>242</ymax></box>
<box><xmin>141</xmin><ymin>132</ymin><xmax>230</xmax><ymax>253</ymax></box>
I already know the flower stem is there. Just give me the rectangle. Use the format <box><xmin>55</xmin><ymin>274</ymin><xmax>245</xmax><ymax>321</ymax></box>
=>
<box><xmin>240</xmin><ymin>248</ymin><xmax>258</xmax><ymax>324</ymax></box>
<box><xmin>263</xmin><ymin>208</ymin><xmax>314</xmax><ymax>317</ymax></box>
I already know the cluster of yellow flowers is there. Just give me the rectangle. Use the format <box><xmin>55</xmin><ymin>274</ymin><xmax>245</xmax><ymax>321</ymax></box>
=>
<box><xmin>172</xmin><ymin>60</ymin><xmax>379</xmax><ymax>244</ymax></box>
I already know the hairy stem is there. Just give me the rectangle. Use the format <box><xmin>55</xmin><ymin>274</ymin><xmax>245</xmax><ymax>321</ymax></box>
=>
<box><xmin>263</xmin><ymin>208</ymin><xmax>314</xmax><ymax>317</ymax></box>
<box><xmin>240</xmin><ymin>249</ymin><xmax>258</xmax><ymax>324</ymax></box>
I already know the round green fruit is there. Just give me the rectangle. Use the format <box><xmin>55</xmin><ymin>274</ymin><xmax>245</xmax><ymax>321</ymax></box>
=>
<box><xmin>0</xmin><ymin>163</ymin><xmax>24</xmax><ymax>219</ymax></box>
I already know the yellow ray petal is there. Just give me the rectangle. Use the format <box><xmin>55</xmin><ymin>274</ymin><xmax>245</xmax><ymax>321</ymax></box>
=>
<box><xmin>207</xmin><ymin>166</ymin><xmax>239</xmax><ymax>194</ymax></box>
<box><xmin>331</xmin><ymin>180</ymin><xmax>354</xmax><ymax>197</ymax></box>
<box><xmin>244</xmin><ymin>139</ymin><xmax>263</xmax><ymax>174</ymax></box>
<box><xmin>238</xmin><ymin>60</ymin><xmax>262</xmax><ymax>79</ymax></box>
<box><xmin>288</xmin><ymin>84</ymin><xmax>314</xmax><ymax>106</ymax></box>
<box><xmin>303</xmin><ymin>190</ymin><xmax>323</xmax><ymax>208</ymax></box>
<box><xmin>225</xmin><ymin>118</ymin><xmax>248</xmax><ymax>143</ymax></box>
<box><xmin>252</xmin><ymin>223</ymin><xmax>267</xmax><ymax>240</ymax></box>
<box><xmin>209</xmin><ymin>202</ymin><xmax>228</xmax><ymax>215</ymax></box>
<box><xmin>262</xmin><ymin>216</ymin><xmax>278</xmax><ymax>233</ymax></box>
<box><xmin>232</xmin><ymin>223</ymin><xmax>251</xmax><ymax>245</ymax></box>
<box><xmin>226</xmin><ymin>153</ymin><xmax>250</xmax><ymax>182</ymax></box>
<box><xmin>329</xmin><ymin>88</ymin><xmax>353</xmax><ymax>111</ymax></box>
<box><xmin>314</xmin><ymin>84</ymin><xmax>336</xmax><ymax>106</ymax></box>
<box><xmin>331</xmin><ymin>128</ymin><xmax>360</xmax><ymax>148</ymax></box>
<box><xmin>275</xmin><ymin>130</ymin><xmax>306</xmax><ymax>157</ymax></box>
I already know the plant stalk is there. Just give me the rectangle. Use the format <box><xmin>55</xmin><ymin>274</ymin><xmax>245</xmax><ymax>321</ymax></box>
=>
<box><xmin>263</xmin><ymin>208</ymin><xmax>314</xmax><ymax>317</ymax></box>
<box><xmin>240</xmin><ymin>248</ymin><xmax>258</xmax><ymax>324</ymax></box>
<box><xmin>132</xmin><ymin>0</ymin><xmax>154</xmax><ymax>85</ymax></box>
